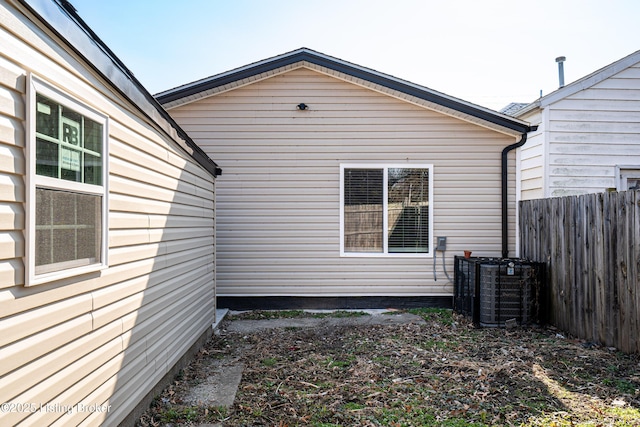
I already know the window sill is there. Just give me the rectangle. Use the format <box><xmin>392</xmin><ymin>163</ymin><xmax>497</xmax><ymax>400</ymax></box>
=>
<box><xmin>26</xmin><ymin>263</ymin><xmax>107</xmax><ymax>287</ymax></box>
<box><xmin>340</xmin><ymin>252</ymin><xmax>433</xmax><ymax>258</ymax></box>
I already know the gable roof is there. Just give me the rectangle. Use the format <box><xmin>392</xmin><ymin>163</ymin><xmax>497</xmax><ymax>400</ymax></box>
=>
<box><xmin>20</xmin><ymin>0</ymin><xmax>221</xmax><ymax>176</ymax></box>
<box><xmin>513</xmin><ymin>49</ymin><xmax>640</xmax><ymax>117</ymax></box>
<box><xmin>156</xmin><ymin>48</ymin><xmax>532</xmax><ymax>136</ymax></box>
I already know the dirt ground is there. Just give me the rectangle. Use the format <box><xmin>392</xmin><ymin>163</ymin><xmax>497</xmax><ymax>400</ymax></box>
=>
<box><xmin>137</xmin><ymin>309</ymin><xmax>640</xmax><ymax>427</ymax></box>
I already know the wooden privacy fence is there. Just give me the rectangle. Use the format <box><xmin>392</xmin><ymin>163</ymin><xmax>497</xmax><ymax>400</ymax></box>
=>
<box><xmin>520</xmin><ymin>190</ymin><xmax>640</xmax><ymax>354</ymax></box>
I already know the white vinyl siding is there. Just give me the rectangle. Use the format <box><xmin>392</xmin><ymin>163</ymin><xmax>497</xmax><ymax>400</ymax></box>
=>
<box><xmin>168</xmin><ymin>66</ymin><xmax>517</xmax><ymax>297</ymax></box>
<box><xmin>0</xmin><ymin>2</ymin><xmax>215</xmax><ymax>426</ymax></box>
<box><xmin>517</xmin><ymin>109</ymin><xmax>545</xmax><ymax>200</ymax></box>
<box><xmin>518</xmin><ymin>59</ymin><xmax>640</xmax><ymax>199</ymax></box>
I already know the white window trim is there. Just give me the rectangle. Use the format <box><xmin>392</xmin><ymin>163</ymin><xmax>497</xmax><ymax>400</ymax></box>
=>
<box><xmin>25</xmin><ymin>74</ymin><xmax>109</xmax><ymax>286</ymax></box>
<box><xmin>616</xmin><ymin>165</ymin><xmax>640</xmax><ymax>191</ymax></box>
<box><xmin>340</xmin><ymin>163</ymin><xmax>434</xmax><ymax>258</ymax></box>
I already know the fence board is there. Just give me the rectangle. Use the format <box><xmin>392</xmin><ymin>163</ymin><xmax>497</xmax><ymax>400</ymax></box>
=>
<box><xmin>592</xmin><ymin>193</ymin><xmax>605</xmax><ymax>345</ymax></box>
<box><xmin>606</xmin><ymin>191</ymin><xmax>619</xmax><ymax>348</ymax></box>
<box><xmin>578</xmin><ymin>195</ymin><xmax>588</xmax><ymax>341</ymax></box>
<box><xmin>617</xmin><ymin>193</ymin><xmax>630</xmax><ymax>352</ymax></box>
<box><xmin>520</xmin><ymin>190</ymin><xmax>639</xmax><ymax>354</ymax></box>
<box><xmin>626</xmin><ymin>191</ymin><xmax>638</xmax><ymax>353</ymax></box>
<box><xmin>631</xmin><ymin>191</ymin><xmax>640</xmax><ymax>356</ymax></box>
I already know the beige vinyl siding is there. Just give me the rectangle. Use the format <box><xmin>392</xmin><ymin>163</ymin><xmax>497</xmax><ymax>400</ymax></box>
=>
<box><xmin>546</xmin><ymin>63</ymin><xmax>640</xmax><ymax>196</ymax></box>
<box><xmin>170</xmin><ymin>67</ymin><xmax>516</xmax><ymax>297</ymax></box>
<box><xmin>0</xmin><ymin>2</ymin><xmax>215</xmax><ymax>426</ymax></box>
<box><xmin>0</xmin><ymin>49</ymin><xmax>25</xmax><ymax>288</ymax></box>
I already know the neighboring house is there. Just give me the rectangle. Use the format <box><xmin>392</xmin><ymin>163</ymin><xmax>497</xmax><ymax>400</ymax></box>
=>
<box><xmin>508</xmin><ymin>50</ymin><xmax>640</xmax><ymax>200</ymax></box>
<box><xmin>1</xmin><ymin>1</ymin><xmax>219</xmax><ymax>426</ymax></box>
<box><xmin>157</xmin><ymin>48</ymin><xmax>532</xmax><ymax>309</ymax></box>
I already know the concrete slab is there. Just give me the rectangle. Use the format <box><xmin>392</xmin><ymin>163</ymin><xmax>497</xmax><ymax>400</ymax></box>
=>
<box><xmin>184</xmin><ymin>362</ymin><xmax>244</xmax><ymax>408</ymax></box>
<box><xmin>223</xmin><ymin>312</ymin><xmax>426</xmax><ymax>334</ymax></box>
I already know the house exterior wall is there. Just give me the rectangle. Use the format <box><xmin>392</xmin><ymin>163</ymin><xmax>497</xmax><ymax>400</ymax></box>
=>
<box><xmin>168</xmin><ymin>67</ymin><xmax>518</xmax><ymax>298</ymax></box>
<box><xmin>517</xmin><ymin>109</ymin><xmax>545</xmax><ymax>200</ymax></box>
<box><xmin>0</xmin><ymin>2</ymin><xmax>215</xmax><ymax>426</ymax></box>
<box><xmin>518</xmin><ymin>61</ymin><xmax>640</xmax><ymax>200</ymax></box>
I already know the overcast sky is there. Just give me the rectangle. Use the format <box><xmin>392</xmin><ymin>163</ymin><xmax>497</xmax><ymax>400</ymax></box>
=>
<box><xmin>68</xmin><ymin>0</ymin><xmax>639</xmax><ymax>111</ymax></box>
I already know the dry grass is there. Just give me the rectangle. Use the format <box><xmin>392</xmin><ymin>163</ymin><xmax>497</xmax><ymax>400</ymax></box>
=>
<box><xmin>138</xmin><ymin>309</ymin><xmax>640</xmax><ymax>426</ymax></box>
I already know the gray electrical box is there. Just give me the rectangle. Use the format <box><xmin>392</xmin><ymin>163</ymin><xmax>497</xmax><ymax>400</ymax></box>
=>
<box><xmin>436</xmin><ymin>236</ymin><xmax>447</xmax><ymax>251</ymax></box>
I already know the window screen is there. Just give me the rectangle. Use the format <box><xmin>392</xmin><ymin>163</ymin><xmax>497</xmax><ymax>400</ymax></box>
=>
<box><xmin>35</xmin><ymin>189</ymin><xmax>102</xmax><ymax>274</ymax></box>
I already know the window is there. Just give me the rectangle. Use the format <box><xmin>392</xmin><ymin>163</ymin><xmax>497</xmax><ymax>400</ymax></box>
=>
<box><xmin>340</xmin><ymin>164</ymin><xmax>433</xmax><ymax>256</ymax></box>
<box><xmin>617</xmin><ymin>167</ymin><xmax>640</xmax><ymax>191</ymax></box>
<box><xmin>26</xmin><ymin>77</ymin><xmax>108</xmax><ymax>285</ymax></box>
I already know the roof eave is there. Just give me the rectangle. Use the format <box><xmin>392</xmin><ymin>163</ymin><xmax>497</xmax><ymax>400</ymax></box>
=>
<box><xmin>19</xmin><ymin>0</ymin><xmax>221</xmax><ymax>176</ymax></box>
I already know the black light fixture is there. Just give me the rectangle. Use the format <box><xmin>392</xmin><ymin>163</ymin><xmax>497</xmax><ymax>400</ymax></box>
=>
<box><xmin>296</xmin><ymin>103</ymin><xmax>308</xmax><ymax>111</ymax></box>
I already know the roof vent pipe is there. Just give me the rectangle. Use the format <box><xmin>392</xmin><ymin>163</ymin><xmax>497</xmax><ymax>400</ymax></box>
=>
<box><xmin>556</xmin><ymin>56</ymin><xmax>566</xmax><ymax>88</ymax></box>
